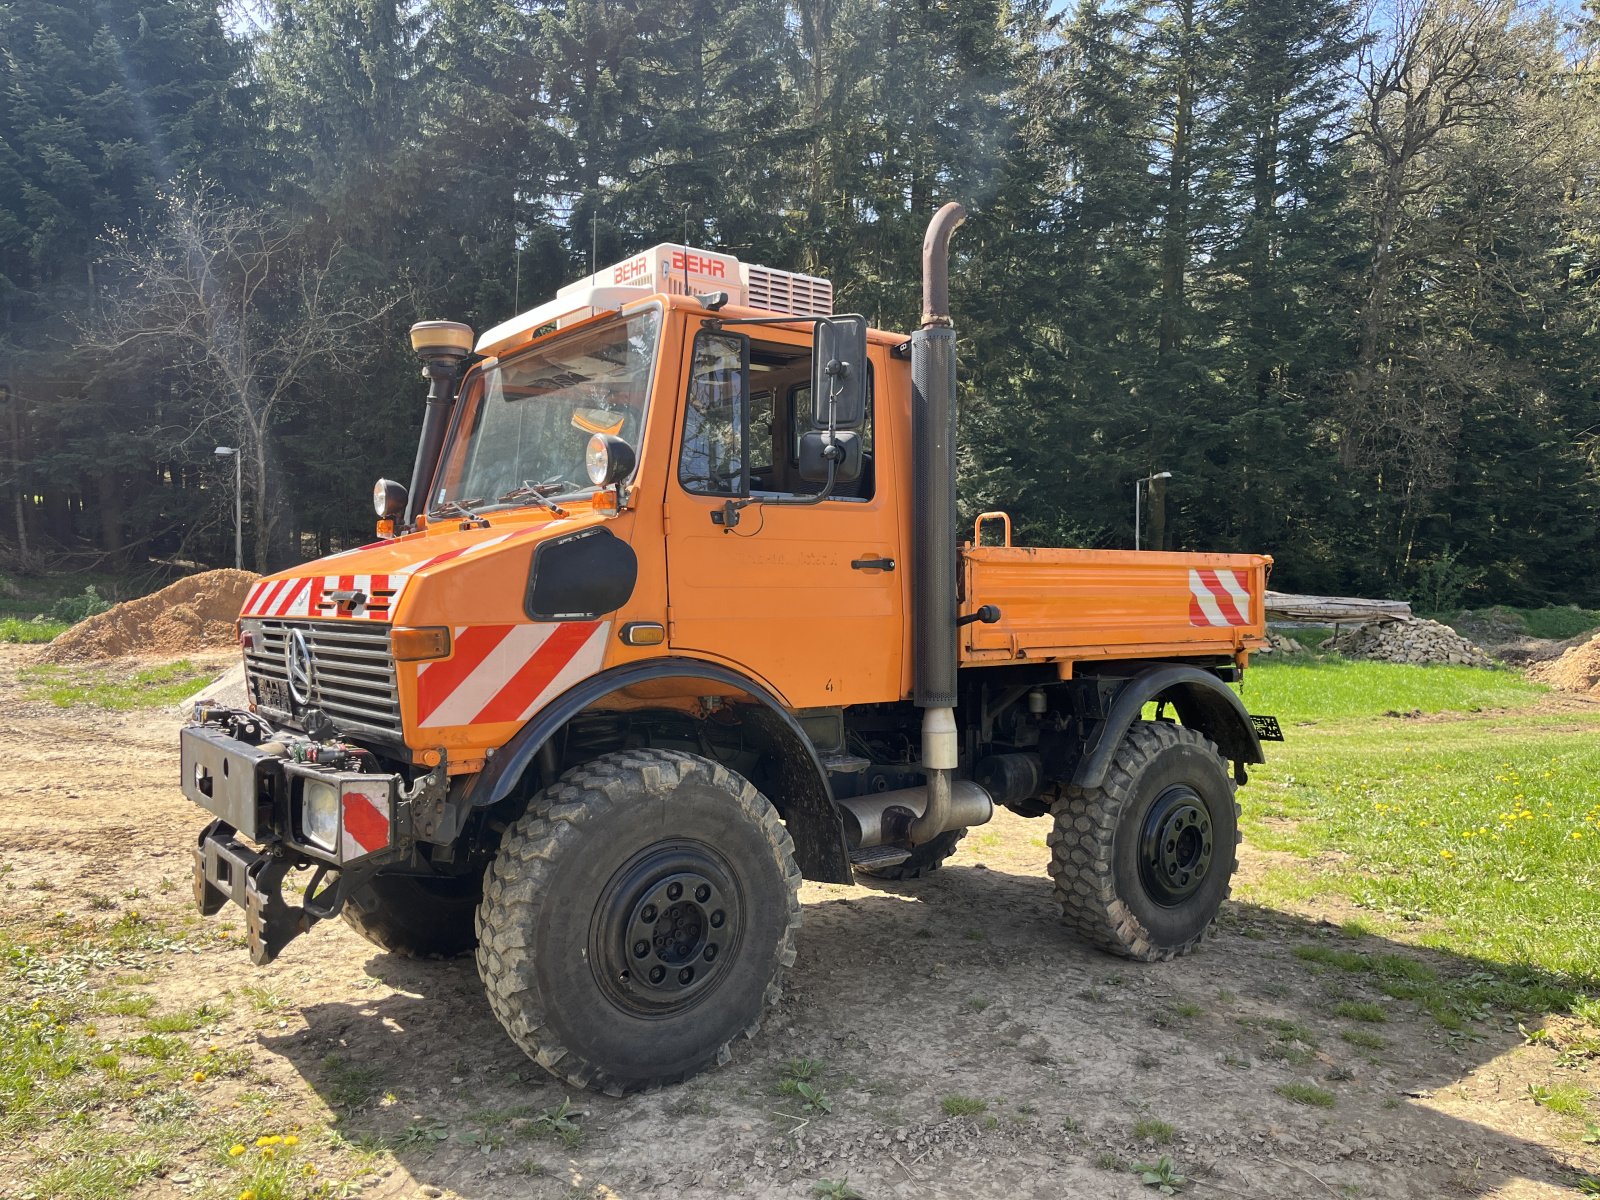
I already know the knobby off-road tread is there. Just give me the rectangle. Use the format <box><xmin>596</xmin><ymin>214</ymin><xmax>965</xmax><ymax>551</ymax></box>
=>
<box><xmin>474</xmin><ymin>748</ymin><xmax>803</xmax><ymax>1096</ymax></box>
<box><xmin>856</xmin><ymin>827</ymin><xmax>967</xmax><ymax>880</ymax></box>
<box><xmin>1047</xmin><ymin>722</ymin><xmax>1241</xmax><ymax>962</ymax></box>
<box><xmin>340</xmin><ymin>873</ymin><xmax>480</xmax><ymax>958</ymax></box>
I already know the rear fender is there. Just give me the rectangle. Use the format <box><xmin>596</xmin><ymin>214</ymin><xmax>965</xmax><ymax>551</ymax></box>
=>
<box><xmin>471</xmin><ymin>658</ymin><xmax>852</xmax><ymax>883</ymax></box>
<box><xmin>1072</xmin><ymin>665</ymin><xmax>1264</xmax><ymax>790</ymax></box>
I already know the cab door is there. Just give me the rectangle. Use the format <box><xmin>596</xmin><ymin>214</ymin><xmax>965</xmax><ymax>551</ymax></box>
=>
<box><xmin>663</xmin><ymin>327</ymin><xmax>903</xmax><ymax>709</ymax></box>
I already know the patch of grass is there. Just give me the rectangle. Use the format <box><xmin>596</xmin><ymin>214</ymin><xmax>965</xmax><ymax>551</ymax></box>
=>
<box><xmin>1242</xmin><ymin>667</ymin><xmax>1600</xmax><ymax>1001</ymax></box>
<box><xmin>127</xmin><ymin>1033</ymin><xmax>184</xmax><ymax>1060</ymax></box>
<box><xmin>241</xmin><ymin>985</ymin><xmax>293</xmax><ymax>1013</ymax></box>
<box><xmin>319</xmin><ymin>1054</ymin><xmax>381</xmax><ymax>1109</ymax></box>
<box><xmin>964</xmin><ymin>995</ymin><xmax>991</xmax><ymax>1013</ymax></box>
<box><xmin>1528</xmin><ymin>1083</ymin><xmax>1592</xmax><ymax>1119</ymax></box>
<box><xmin>524</xmin><ymin>1097</ymin><xmax>583</xmax><ymax>1149</ymax></box>
<box><xmin>1249</xmin><ymin>656</ymin><xmax>1545</xmax><ymax>723</ymax></box>
<box><xmin>1132</xmin><ymin>1117</ymin><xmax>1175</xmax><ymax>1143</ymax></box>
<box><xmin>0</xmin><ymin>616</ymin><xmax>68</xmax><ymax>643</ymax></box>
<box><xmin>812</xmin><ymin>1179</ymin><xmax>865</xmax><ymax>1200</ymax></box>
<box><xmin>1341</xmin><ymin>1028</ymin><xmax>1387</xmax><ymax>1050</ymax></box>
<box><xmin>97</xmin><ymin>992</ymin><xmax>155</xmax><ymax>1017</ymax></box>
<box><xmin>1334</xmin><ymin>1000</ymin><xmax>1388</xmax><ymax>1024</ymax></box>
<box><xmin>1508</xmin><ymin>606</ymin><xmax>1600</xmax><ymax>641</ymax></box>
<box><xmin>1276</xmin><ymin>1081</ymin><xmax>1337</xmax><ymax>1108</ymax></box>
<box><xmin>144</xmin><ymin>1002</ymin><xmax>224</xmax><ymax>1033</ymax></box>
<box><xmin>941</xmin><ymin>1094</ymin><xmax>987</xmax><ymax>1117</ymax></box>
<box><xmin>19</xmin><ymin>660</ymin><xmax>214</xmax><ymax>710</ymax></box>
<box><xmin>30</xmin><ymin>1141</ymin><xmax>163</xmax><ymax>1199</ymax></box>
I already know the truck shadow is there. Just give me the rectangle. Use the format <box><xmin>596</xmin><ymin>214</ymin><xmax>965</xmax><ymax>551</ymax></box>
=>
<box><xmin>262</xmin><ymin>859</ymin><xmax>1598</xmax><ymax>1199</ymax></box>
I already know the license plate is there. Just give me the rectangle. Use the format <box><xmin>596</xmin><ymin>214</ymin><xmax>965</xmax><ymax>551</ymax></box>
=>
<box><xmin>255</xmin><ymin>675</ymin><xmax>291</xmax><ymax>711</ymax></box>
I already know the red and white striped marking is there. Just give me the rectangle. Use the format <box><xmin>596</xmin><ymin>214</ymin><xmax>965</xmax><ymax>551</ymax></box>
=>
<box><xmin>1188</xmin><ymin>568</ymin><xmax>1252</xmax><ymax>628</ymax></box>
<box><xmin>339</xmin><ymin>781</ymin><xmax>391</xmax><ymax>861</ymax></box>
<box><xmin>240</xmin><ymin>573</ymin><xmax>412</xmax><ymax>621</ymax></box>
<box><xmin>415</xmin><ymin>621</ymin><xmax>610</xmax><ymax>729</ymax></box>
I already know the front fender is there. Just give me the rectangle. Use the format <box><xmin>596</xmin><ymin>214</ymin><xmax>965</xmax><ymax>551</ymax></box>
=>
<box><xmin>470</xmin><ymin>657</ymin><xmax>852</xmax><ymax>883</ymax></box>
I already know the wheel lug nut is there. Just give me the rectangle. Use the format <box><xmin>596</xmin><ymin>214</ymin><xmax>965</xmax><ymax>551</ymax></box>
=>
<box><xmin>634</xmin><ymin>940</ymin><xmax>648</xmax><ymax>958</ymax></box>
<box><xmin>667</xmin><ymin>882</ymin><xmax>682</xmax><ymax>901</ymax></box>
<box><xmin>710</xmin><ymin>910</ymin><xmax>724</xmax><ymax>928</ymax></box>
<box><xmin>678</xmin><ymin>967</ymin><xmax>694</xmax><ymax>985</ymax></box>
<box><xmin>704</xmin><ymin>944</ymin><xmax>717</xmax><ymax>962</ymax></box>
<box><xmin>649</xmin><ymin>966</ymin><xmax>665</xmax><ymax>984</ymax></box>
<box><xmin>695</xmin><ymin>884</ymin><xmax>710</xmax><ymax>902</ymax></box>
<box><xmin>641</xmin><ymin>905</ymin><xmax>656</xmax><ymax>922</ymax></box>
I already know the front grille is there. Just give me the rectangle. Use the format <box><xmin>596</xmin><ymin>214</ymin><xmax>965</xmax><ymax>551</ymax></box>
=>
<box><xmin>243</xmin><ymin>619</ymin><xmax>401</xmax><ymax>741</ymax></box>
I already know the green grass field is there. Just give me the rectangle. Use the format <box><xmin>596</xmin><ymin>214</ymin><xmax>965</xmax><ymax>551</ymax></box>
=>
<box><xmin>1242</xmin><ymin>657</ymin><xmax>1600</xmax><ymax>1004</ymax></box>
<box><xmin>19</xmin><ymin>661</ymin><xmax>215</xmax><ymax>710</ymax></box>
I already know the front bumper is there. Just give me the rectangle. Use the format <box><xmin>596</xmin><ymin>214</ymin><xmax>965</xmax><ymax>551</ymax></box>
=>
<box><xmin>181</xmin><ymin>716</ymin><xmax>409</xmax><ymax>963</ymax></box>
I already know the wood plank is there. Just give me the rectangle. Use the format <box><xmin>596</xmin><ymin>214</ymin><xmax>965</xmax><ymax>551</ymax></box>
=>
<box><xmin>1264</xmin><ymin>591</ymin><xmax>1412</xmax><ymax>623</ymax></box>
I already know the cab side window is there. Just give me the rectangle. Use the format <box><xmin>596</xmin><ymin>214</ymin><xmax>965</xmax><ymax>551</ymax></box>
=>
<box><xmin>679</xmin><ymin>332</ymin><xmax>747</xmax><ymax>496</ymax></box>
<box><xmin>679</xmin><ymin>331</ymin><xmax>874</xmax><ymax>499</ymax></box>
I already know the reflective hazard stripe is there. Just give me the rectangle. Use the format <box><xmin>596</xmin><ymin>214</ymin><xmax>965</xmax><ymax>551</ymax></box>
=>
<box><xmin>415</xmin><ymin>621</ymin><xmax>609</xmax><ymax>729</ymax></box>
<box><xmin>1188</xmin><ymin>568</ymin><xmax>1251</xmax><ymax>628</ymax></box>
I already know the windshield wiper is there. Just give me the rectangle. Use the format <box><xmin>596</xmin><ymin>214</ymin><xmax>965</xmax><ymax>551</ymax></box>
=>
<box><xmin>429</xmin><ymin>497</ymin><xmax>485</xmax><ymax>520</ymax></box>
<box><xmin>496</xmin><ymin>481</ymin><xmax>571</xmax><ymax>518</ymax></box>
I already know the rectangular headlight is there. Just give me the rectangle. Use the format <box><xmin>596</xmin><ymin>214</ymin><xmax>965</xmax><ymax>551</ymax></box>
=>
<box><xmin>302</xmin><ymin>779</ymin><xmax>340</xmax><ymax>851</ymax></box>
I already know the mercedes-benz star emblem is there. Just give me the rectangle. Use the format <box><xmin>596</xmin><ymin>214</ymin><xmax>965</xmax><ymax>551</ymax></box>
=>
<box><xmin>285</xmin><ymin>628</ymin><xmax>314</xmax><ymax>706</ymax></box>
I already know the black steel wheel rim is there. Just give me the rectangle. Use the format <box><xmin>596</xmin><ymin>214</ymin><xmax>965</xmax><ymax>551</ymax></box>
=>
<box><xmin>590</xmin><ymin>840</ymin><xmax>742</xmax><ymax>1017</ymax></box>
<box><xmin>1137</xmin><ymin>785</ymin><xmax>1214</xmax><ymax>906</ymax></box>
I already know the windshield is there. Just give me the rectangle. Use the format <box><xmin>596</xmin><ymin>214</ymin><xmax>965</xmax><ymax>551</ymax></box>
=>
<box><xmin>433</xmin><ymin>309</ymin><xmax>662</xmax><ymax>511</ymax></box>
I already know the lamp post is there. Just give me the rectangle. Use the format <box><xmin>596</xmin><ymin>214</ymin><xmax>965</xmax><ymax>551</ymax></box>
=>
<box><xmin>1134</xmin><ymin>470</ymin><xmax>1172</xmax><ymax>551</ymax></box>
<box><xmin>215</xmin><ymin>446</ymin><xmax>241</xmax><ymax>570</ymax></box>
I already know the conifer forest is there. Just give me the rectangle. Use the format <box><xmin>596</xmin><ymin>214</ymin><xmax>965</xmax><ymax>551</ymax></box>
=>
<box><xmin>1</xmin><ymin>0</ymin><xmax>1597</xmax><ymax>602</ymax></box>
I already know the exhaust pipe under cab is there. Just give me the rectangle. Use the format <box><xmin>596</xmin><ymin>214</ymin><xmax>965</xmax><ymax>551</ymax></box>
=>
<box><xmin>907</xmin><ymin>202</ymin><xmax>979</xmax><ymax>847</ymax></box>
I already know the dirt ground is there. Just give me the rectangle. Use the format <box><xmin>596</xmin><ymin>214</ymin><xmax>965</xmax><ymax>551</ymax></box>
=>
<box><xmin>2</xmin><ymin>642</ymin><xmax>1597</xmax><ymax>1199</ymax></box>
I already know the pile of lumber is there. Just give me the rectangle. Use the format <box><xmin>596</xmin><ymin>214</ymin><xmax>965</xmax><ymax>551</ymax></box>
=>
<box><xmin>1264</xmin><ymin>592</ymin><xmax>1412</xmax><ymax>624</ymax></box>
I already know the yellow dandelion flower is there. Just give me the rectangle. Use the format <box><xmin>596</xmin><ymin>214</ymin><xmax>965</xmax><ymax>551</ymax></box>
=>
<box><xmin>85</xmin><ymin>1026</ymin><xmax>97</xmax><ymax>1037</ymax></box>
<box><xmin>260</xmin><ymin>1147</ymin><xmax>276</xmax><ymax>1161</ymax></box>
<box><xmin>1440</xmin><ymin>849</ymin><xmax>1454</xmax><ymax>859</ymax></box>
<box><xmin>255</xmin><ymin>1135</ymin><xmax>279</xmax><ymax>1147</ymax></box>
<box><xmin>1572</xmin><ymin>831</ymin><xmax>1583</xmax><ymax>840</ymax></box>
<box><xmin>241</xmin><ymin>1191</ymin><xmax>258</xmax><ymax>1200</ymax></box>
<box><xmin>283</xmin><ymin>1135</ymin><xmax>299</xmax><ymax>1146</ymax></box>
<box><xmin>302</xmin><ymin>1163</ymin><xmax>318</xmax><ymax>1177</ymax></box>
<box><xmin>228</xmin><ymin>1144</ymin><xmax>246</xmax><ymax>1157</ymax></box>
<box><xmin>192</xmin><ymin>1071</ymin><xmax>207</xmax><ymax>1083</ymax></box>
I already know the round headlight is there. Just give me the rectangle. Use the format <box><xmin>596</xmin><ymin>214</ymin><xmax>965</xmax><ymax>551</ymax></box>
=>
<box><xmin>585</xmin><ymin>434</ymin><xmax>636</xmax><ymax>488</ymax></box>
<box><xmin>373</xmin><ymin>478</ymin><xmax>408</xmax><ymax>519</ymax></box>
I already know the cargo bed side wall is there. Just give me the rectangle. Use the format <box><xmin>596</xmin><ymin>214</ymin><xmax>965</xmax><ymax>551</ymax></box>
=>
<box><xmin>960</xmin><ymin>548</ymin><xmax>1269</xmax><ymax>665</ymax></box>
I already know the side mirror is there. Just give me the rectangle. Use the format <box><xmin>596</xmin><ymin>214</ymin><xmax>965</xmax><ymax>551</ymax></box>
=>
<box><xmin>811</xmin><ymin>315</ymin><xmax>868</xmax><ymax>431</ymax></box>
<box><xmin>373</xmin><ymin>478</ymin><xmax>408</xmax><ymax>519</ymax></box>
<box><xmin>798</xmin><ymin>430</ymin><xmax>863</xmax><ymax>485</ymax></box>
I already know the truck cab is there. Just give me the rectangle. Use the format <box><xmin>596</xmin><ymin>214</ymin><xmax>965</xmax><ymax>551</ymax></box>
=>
<box><xmin>183</xmin><ymin>208</ymin><xmax>1278</xmax><ymax>1096</ymax></box>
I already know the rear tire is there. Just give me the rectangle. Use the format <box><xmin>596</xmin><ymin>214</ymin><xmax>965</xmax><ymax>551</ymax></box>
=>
<box><xmin>1048</xmin><ymin>722</ymin><xmax>1239</xmax><ymax>961</ymax></box>
<box><xmin>340</xmin><ymin>871</ymin><xmax>481</xmax><ymax>958</ymax></box>
<box><xmin>475</xmin><ymin>749</ymin><xmax>802</xmax><ymax>1095</ymax></box>
<box><xmin>855</xmin><ymin>827</ymin><xmax>966</xmax><ymax>880</ymax></box>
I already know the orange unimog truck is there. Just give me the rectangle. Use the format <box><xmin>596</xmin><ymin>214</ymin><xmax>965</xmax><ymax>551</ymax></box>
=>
<box><xmin>182</xmin><ymin>204</ymin><xmax>1279</xmax><ymax>1094</ymax></box>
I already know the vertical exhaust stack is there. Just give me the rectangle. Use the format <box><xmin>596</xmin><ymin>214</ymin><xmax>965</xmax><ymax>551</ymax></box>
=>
<box><xmin>908</xmin><ymin>202</ymin><xmax>967</xmax><ymax>845</ymax></box>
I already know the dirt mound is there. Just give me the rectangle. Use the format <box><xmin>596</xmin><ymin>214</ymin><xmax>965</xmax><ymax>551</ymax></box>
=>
<box><xmin>1527</xmin><ymin>633</ymin><xmax>1600</xmax><ymax>695</ymax></box>
<box><xmin>1329</xmin><ymin>616</ymin><xmax>1495</xmax><ymax>667</ymax></box>
<box><xmin>42</xmin><ymin>569</ymin><xmax>259</xmax><ymax>662</ymax></box>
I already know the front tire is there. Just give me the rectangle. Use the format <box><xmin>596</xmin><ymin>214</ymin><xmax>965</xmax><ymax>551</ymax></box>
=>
<box><xmin>340</xmin><ymin>871</ymin><xmax>481</xmax><ymax>958</ymax></box>
<box><xmin>475</xmin><ymin>749</ymin><xmax>802</xmax><ymax>1095</ymax></box>
<box><xmin>1048</xmin><ymin>722</ymin><xmax>1239</xmax><ymax>961</ymax></box>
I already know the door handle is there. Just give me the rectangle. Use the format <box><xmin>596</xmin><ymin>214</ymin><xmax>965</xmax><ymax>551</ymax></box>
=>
<box><xmin>851</xmin><ymin>557</ymin><xmax>896</xmax><ymax>572</ymax></box>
